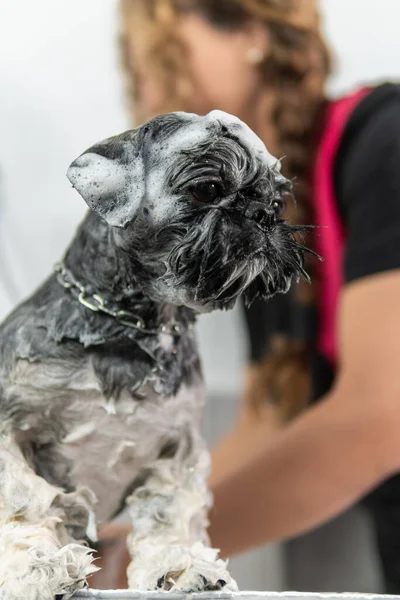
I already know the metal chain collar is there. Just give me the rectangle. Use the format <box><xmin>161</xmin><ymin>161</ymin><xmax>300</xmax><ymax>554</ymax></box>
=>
<box><xmin>54</xmin><ymin>263</ymin><xmax>188</xmax><ymax>337</ymax></box>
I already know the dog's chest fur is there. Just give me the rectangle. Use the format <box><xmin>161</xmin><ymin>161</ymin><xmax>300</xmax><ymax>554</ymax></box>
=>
<box><xmin>59</xmin><ymin>375</ymin><xmax>204</xmax><ymax>524</ymax></box>
<box><xmin>8</xmin><ymin>356</ymin><xmax>204</xmax><ymax>525</ymax></box>
<box><xmin>0</xmin><ymin>277</ymin><xmax>204</xmax><ymax>526</ymax></box>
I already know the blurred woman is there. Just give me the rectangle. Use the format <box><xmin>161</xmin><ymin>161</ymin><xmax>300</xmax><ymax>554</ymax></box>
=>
<box><xmin>93</xmin><ymin>0</ymin><xmax>400</xmax><ymax>592</ymax></box>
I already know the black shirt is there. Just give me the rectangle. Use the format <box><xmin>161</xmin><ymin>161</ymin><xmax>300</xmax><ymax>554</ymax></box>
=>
<box><xmin>336</xmin><ymin>83</ymin><xmax>400</xmax><ymax>284</ymax></box>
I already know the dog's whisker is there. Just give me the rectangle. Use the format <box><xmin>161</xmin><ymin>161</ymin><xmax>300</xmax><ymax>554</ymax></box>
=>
<box><xmin>290</xmin><ymin>242</ymin><xmax>322</xmax><ymax>261</ymax></box>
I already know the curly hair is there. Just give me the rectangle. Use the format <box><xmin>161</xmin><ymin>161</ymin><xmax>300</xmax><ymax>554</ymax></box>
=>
<box><xmin>119</xmin><ymin>0</ymin><xmax>332</xmax><ymax>421</ymax></box>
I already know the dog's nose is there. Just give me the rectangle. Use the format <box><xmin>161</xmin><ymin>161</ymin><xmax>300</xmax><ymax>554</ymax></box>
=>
<box><xmin>245</xmin><ymin>202</ymin><xmax>275</xmax><ymax>228</ymax></box>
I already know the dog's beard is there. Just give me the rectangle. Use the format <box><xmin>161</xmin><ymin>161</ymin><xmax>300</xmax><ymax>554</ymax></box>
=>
<box><xmin>154</xmin><ymin>207</ymin><xmax>310</xmax><ymax>312</ymax></box>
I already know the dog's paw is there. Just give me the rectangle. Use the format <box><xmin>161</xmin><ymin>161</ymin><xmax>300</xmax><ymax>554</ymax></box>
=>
<box><xmin>127</xmin><ymin>541</ymin><xmax>237</xmax><ymax>593</ymax></box>
<box><xmin>155</xmin><ymin>570</ymin><xmax>235</xmax><ymax>593</ymax></box>
<box><xmin>0</xmin><ymin>542</ymin><xmax>98</xmax><ymax>600</ymax></box>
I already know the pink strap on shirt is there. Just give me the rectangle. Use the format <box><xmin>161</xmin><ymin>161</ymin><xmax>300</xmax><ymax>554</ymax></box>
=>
<box><xmin>314</xmin><ymin>88</ymin><xmax>370</xmax><ymax>365</ymax></box>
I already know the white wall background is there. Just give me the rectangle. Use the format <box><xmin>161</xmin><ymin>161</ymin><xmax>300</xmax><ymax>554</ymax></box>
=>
<box><xmin>1</xmin><ymin>0</ymin><xmax>400</xmax><ymax>397</ymax></box>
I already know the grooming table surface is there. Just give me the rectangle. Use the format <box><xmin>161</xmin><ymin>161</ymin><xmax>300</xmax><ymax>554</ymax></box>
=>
<box><xmin>73</xmin><ymin>592</ymin><xmax>400</xmax><ymax>600</ymax></box>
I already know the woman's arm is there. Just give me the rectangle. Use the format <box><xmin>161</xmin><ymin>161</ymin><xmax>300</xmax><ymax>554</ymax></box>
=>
<box><xmin>209</xmin><ymin>270</ymin><xmax>400</xmax><ymax>557</ymax></box>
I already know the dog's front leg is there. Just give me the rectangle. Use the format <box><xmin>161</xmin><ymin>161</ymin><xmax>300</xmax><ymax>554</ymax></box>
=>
<box><xmin>0</xmin><ymin>433</ymin><xmax>98</xmax><ymax>600</ymax></box>
<box><xmin>126</xmin><ymin>432</ymin><xmax>237</xmax><ymax>592</ymax></box>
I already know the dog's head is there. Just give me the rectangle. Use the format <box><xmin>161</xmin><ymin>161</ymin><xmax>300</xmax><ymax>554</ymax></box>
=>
<box><xmin>67</xmin><ymin>110</ymin><xmax>309</xmax><ymax>312</ymax></box>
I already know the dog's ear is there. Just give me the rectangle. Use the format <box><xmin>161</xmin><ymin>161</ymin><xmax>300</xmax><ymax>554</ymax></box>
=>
<box><xmin>67</xmin><ymin>129</ymin><xmax>145</xmax><ymax>228</ymax></box>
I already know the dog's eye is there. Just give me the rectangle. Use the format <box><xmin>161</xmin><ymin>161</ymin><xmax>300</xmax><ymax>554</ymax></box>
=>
<box><xmin>190</xmin><ymin>182</ymin><xmax>221</xmax><ymax>203</ymax></box>
<box><xmin>272</xmin><ymin>199</ymin><xmax>283</xmax><ymax>214</ymax></box>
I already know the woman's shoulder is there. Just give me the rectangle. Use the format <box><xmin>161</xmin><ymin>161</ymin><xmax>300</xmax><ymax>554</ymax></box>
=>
<box><xmin>334</xmin><ymin>81</ymin><xmax>400</xmax><ymax>194</ymax></box>
<box><xmin>333</xmin><ymin>82</ymin><xmax>400</xmax><ymax>285</ymax></box>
